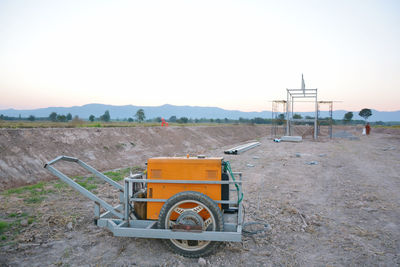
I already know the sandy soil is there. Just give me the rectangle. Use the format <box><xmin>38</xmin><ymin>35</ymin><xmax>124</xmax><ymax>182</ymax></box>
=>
<box><xmin>1</xmin><ymin>126</ymin><xmax>400</xmax><ymax>266</ymax></box>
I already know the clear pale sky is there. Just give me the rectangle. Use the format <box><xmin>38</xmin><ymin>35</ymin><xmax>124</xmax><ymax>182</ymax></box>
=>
<box><xmin>0</xmin><ymin>0</ymin><xmax>399</xmax><ymax>112</ymax></box>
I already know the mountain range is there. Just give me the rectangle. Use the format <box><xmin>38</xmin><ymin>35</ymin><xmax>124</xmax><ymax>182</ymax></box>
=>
<box><xmin>0</xmin><ymin>104</ymin><xmax>399</xmax><ymax>122</ymax></box>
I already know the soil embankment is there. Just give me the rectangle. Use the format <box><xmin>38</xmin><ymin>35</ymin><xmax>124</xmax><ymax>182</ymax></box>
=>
<box><xmin>0</xmin><ymin>125</ymin><xmax>269</xmax><ymax>190</ymax></box>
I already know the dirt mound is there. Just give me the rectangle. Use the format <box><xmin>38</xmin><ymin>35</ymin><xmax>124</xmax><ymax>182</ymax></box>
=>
<box><xmin>0</xmin><ymin>125</ymin><xmax>269</xmax><ymax>190</ymax></box>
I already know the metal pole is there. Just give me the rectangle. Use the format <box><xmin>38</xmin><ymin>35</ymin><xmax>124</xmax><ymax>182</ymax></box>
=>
<box><xmin>329</xmin><ymin>102</ymin><xmax>333</xmax><ymax>138</ymax></box>
<box><xmin>291</xmin><ymin>97</ymin><xmax>294</xmax><ymax>134</ymax></box>
<box><xmin>314</xmin><ymin>89</ymin><xmax>318</xmax><ymax>140</ymax></box>
<box><xmin>271</xmin><ymin>101</ymin><xmax>274</xmax><ymax>137</ymax></box>
<box><xmin>286</xmin><ymin>90</ymin><xmax>290</xmax><ymax>136</ymax></box>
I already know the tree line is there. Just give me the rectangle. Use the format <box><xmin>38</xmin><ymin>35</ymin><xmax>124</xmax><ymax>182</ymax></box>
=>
<box><xmin>0</xmin><ymin>107</ymin><xmax>396</xmax><ymax>126</ymax></box>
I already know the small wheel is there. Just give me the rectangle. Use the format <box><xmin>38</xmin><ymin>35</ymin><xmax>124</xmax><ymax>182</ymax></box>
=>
<box><xmin>158</xmin><ymin>191</ymin><xmax>224</xmax><ymax>258</ymax></box>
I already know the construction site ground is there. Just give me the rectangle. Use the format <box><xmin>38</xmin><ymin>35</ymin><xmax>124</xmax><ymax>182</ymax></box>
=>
<box><xmin>0</xmin><ymin>125</ymin><xmax>399</xmax><ymax>266</ymax></box>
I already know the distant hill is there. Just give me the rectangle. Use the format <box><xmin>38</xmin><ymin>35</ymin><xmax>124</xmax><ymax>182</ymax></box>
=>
<box><xmin>0</xmin><ymin>104</ymin><xmax>399</xmax><ymax>122</ymax></box>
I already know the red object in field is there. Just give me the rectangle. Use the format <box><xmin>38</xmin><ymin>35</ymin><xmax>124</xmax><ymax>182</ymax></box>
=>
<box><xmin>365</xmin><ymin>123</ymin><xmax>371</xmax><ymax>135</ymax></box>
<box><xmin>161</xmin><ymin>118</ymin><xmax>168</xmax><ymax>127</ymax></box>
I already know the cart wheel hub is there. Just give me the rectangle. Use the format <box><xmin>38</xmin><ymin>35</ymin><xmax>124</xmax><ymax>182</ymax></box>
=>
<box><xmin>176</xmin><ymin>211</ymin><xmax>204</xmax><ymax>226</ymax></box>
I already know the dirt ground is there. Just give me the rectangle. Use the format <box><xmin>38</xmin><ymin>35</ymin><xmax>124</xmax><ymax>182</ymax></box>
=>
<box><xmin>1</xmin><ymin>125</ymin><xmax>400</xmax><ymax>266</ymax></box>
<box><xmin>0</xmin><ymin>125</ymin><xmax>269</xmax><ymax>190</ymax></box>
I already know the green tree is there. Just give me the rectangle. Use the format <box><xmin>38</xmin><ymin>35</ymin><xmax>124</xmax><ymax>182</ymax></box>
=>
<box><xmin>135</xmin><ymin>109</ymin><xmax>145</xmax><ymax>122</ymax></box>
<box><xmin>128</xmin><ymin>118</ymin><xmax>134</xmax><ymax>122</ymax></box>
<box><xmin>100</xmin><ymin>110</ymin><xmax>110</xmax><ymax>122</ymax></box>
<box><xmin>49</xmin><ymin>112</ymin><xmax>57</xmax><ymax>122</ymax></box>
<box><xmin>359</xmin><ymin>108</ymin><xmax>372</xmax><ymax>121</ymax></box>
<box><xmin>277</xmin><ymin>113</ymin><xmax>285</xmax><ymax>125</ymax></box>
<box><xmin>66</xmin><ymin>113</ymin><xmax>72</xmax><ymax>121</ymax></box>
<box><xmin>28</xmin><ymin>115</ymin><xmax>35</xmax><ymax>121</ymax></box>
<box><xmin>89</xmin><ymin>115</ymin><xmax>95</xmax><ymax>122</ymax></box>
<box><xmin>253</xmin><ymin>117</ymin><xmax>267</xmax><ymax>124</ymax></box>
<box><xmin>293</xmin><ymin>113</ymin><xmax>302</xmax><ymax>119</ymax></box>
<box><xmin>57</xmin><ymin>115</ymin><xmax>67</xmax><ymax>122</ymax></box>
<box><xmin>343</xmin><ymin>112</ymin><xmax>353</xmax><ymax>124</ymax></box>
<box><xmin>178</xmin><ymin>117</ymin><xmax>188</xmax><ymax>123</ymax></box>
<box><xmin>169</xmin><ymin>115</ymin><xmax>177</xmax><ymax>122</ymax></box>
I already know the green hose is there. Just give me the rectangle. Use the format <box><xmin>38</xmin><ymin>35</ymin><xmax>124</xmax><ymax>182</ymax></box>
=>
<box><xmin>223</xmin><ymin>161</ymin><xmax>243</xmax><ymax>204</ymax></box>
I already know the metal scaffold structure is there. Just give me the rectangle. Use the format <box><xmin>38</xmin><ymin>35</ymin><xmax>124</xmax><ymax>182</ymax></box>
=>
<box><xmin>271</xmin><ymin>100</ymin><xmax>287</xmax><ymax>138</ymax></box>
<box><xmin>318</xmin><ymin>101</ymin><xmax>333</xmax><ymax>138</ymax></box>
<box><xmin>286</xmin><ymin>74</ymin><xmax>318</xmax><ymax>139</ymax></box>
<box><xmin>272</xmin><ymin>75</ymin><xmax>334</xmax><ymax>140</ymax></box>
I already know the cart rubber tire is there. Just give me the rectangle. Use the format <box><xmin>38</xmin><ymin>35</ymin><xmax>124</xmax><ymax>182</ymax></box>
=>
<box><xmin>158</xmin><ymin>191</ymin><xmax>224</xmax><ymax>258</ymax></box>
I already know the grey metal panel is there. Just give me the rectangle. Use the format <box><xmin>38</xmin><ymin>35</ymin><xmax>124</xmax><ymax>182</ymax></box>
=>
<box><xmin>109</xmin><ymin>225</ymin><xmax>242</xmax><ymax>241</ymax></box>
<box><xmin>94</xmin><ymin>202</ymin><xmax>100</xmax><ymax>220</ymax></box>
<box><xmin>237</xmin><ymin>173</ymin><xmax>243</xmax><ymax>226</ymax></box>
<box><xmin>129</xmin><ymin>220</ymin><xmax>156</xmax><ymax>228</ymax></box>
<box><xmin>223</xmin><ymin>223</ymin><xmax>238</xmax><ymax>232</ymax></box>
<box><xmin>98</xmin><ymin>219</ymin><xmax>242</xmax><ymax>242</ymax></box>
<box><xmin>281</xmin><ymin>136</ymin><xmax>302</xmax><ymax>142</ymax></box>
<box><xmin>146</xmin><ymin>221</ymin><xmax>157</xmax><ymax>229</ymax></box>
<box><xmin>130</xmin><ymin>198</ymin><xmax>238</xmax><ymax>204</ymax></box>
<box><xmin>118</xmin><ymin>221</ymin><xmax>128</xmax><ymax>227</ymax></box>
<box><xmin>291</xmin><ymin>95</ymin><xmax>317</xmax><ymax>98</ymax></box>
<box><xmin>124</xmin><ymin>178</ymin><xmax>242</xmax><ymax>184</ymax></box>
<box><xmin>124</xmin><ymin>180</ymin><xmax>129</xmax><ymax>220</ymax></box>
<box><xmin>100</xmin><ymin>204</ymin><xmax>123</xmax><ymax>219</ymax></box>
<box><xmin>287</xmin><ymin>88</ymin><xmax>317</xmax><ymax>91</ymax></box>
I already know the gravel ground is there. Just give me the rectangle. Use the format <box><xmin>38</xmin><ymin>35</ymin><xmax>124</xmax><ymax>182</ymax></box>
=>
<box><xmin>1</xmin><ymin>126</ymin><xmax>399</xmax><ymax>266</ymax></box>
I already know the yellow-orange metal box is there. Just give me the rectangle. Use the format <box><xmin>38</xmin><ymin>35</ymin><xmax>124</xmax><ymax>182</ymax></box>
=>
<box><xmin>146</xmin><ymin>157</ymin><xmax>223</xmax><ymax>220</ymax></box>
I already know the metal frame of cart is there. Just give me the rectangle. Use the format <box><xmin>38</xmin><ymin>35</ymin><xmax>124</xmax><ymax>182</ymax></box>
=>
<box><xmin>44</xmin><ymin>156</ymin><xmax>243</xmax><ymax>242</ymax></box>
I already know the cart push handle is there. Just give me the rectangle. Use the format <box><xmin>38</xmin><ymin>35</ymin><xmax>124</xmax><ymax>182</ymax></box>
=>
<box><xmin>44</xmin><ymin>156</ymin><xmax>125</xmax><ymax>220</ymax></box>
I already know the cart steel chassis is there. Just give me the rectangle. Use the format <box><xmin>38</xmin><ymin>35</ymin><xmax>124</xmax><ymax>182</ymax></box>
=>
<box><xmin>44</xmin><ymin>156</ymin><xmax>243</xmax><ymax>242</ymax></box>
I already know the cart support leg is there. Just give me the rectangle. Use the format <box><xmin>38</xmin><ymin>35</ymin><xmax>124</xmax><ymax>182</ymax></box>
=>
<box><xmin>124</xmin><ymin>180</ymin><xmax>130</xmax><ymax>221</ymax></box>
<box><xmin>94</xmin><ymin>202</ymin><xmax>100</xmax><ymax>224</ymax></box>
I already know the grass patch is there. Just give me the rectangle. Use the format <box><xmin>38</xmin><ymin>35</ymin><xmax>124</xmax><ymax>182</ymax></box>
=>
<box><xmin>77</xmin><ymin>181</ymin><xmax>97</xmax><ymax>191</ymax></box>
<box><xmin>72</xmin><ymin>176</ymin><xmax>98</xmax><ymax>191</ymax></box>
<box><xmin>54</xmin><ymin>182</ymin><xmax>68</xmax><ymax>189</ymax></box>
<box><xmin>5</xmin><ymin>187</ymin><xmax>24</xmax><ymax>194</ymax></box>
<box><xmin>104</xmin><ymin>170</ymin><xmax>126</xmax><ymax>181</ymax></box>
<box><xmin>7</xmin><ymin>212</ymin><xmax>28</xmax><ymax>218</ymax></box>
<box><xmin>27</xmin><ymin>217</ymin><xmax>35</xmax><ymax>224</ymax></box>
<box><xmin>3</xmin><ymin>181</ymin><xmax>51</xmax><ymax>205</ymax></box>
<box><xmin>5</xmin><ymin>182</ymin><xmax>46</xmax><ymax>195</ymax></box>
<box><xmin>373</xmin><ymin>125</ymin><xmax>400</xmax><ymax>128</ymax></box>
<box><xmin>104</xmin><ymin>166</ymin><xmax>143</xmax><ymax>181</ymax></box>
<box><xmin>0</xmin><ymin>221</ymin><xmax>9</xmax><ymax>234</ymax></box>
<box><xmin>24</xmin><ymin>196</ymin><xmax>46</xmax><ymax>204</ymax></box>
<box><xmin>88</xmin><ymin>123</ymin><xmax>102</xmax><ymax>128</ymax></box>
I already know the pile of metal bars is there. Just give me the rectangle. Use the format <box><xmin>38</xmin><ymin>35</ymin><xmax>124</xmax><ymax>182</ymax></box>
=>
<box><xmin>224</xmin><ymin>142</ymin><xmax>260</xmax><ymax>155</ymax></box>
